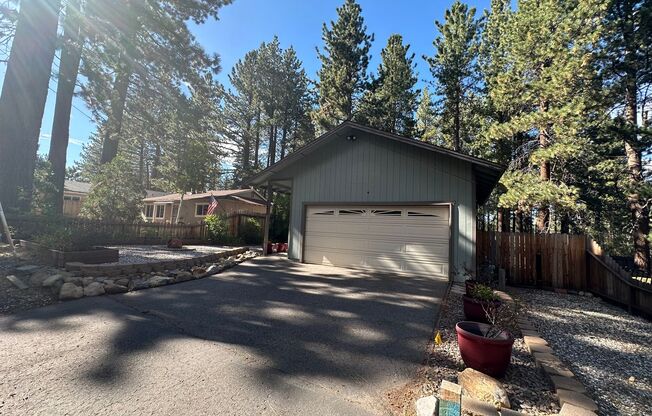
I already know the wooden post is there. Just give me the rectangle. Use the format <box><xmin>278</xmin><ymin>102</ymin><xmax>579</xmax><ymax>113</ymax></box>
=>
<box><xmin>262</xmin><ymin>182</ymin><xmax>272</xmax><ymax>255</ymax></box>
<box><xmin>0</xmin><ymin>201</ymin><xmax>16</xmax><ymax>256</ymax></box>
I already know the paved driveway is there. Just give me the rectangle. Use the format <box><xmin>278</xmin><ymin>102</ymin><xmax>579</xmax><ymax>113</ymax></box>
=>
<box><xmin>0</xmin><ymin>256</ymin><xmax>447</xmax><ymax>416</ymax></box>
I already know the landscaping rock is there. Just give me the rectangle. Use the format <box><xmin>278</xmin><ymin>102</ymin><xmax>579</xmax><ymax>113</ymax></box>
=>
<box><xmin>549</xmin><ymin>375</ymin><xmax>586</xmax><ymax>394</ymax></box>
<box><xmin>81</xmin><ymin>276</ymin><xmax>95</xmax><ymax>287</ymax></box>
<box><xmin>174</xmin><ymin>271</ymin><xmax>193</xmax><ymax>282</ymax></box>
<box><xmin>29</xmin><ymin>271</ymin><xmax>51</xmax><ymax>287</ymax></box>
<box><xmin>462</xmin><ymin>395</ymin><xmax>499</xmax><ymax>415</ymax></box>
<box><xmin>83</xmin><ymin>282</ymin><xmax>105</xmax><ymax>297</ymax></box>
<box><xmin>128</xmin><ymin>279</ymin><xmax>149</xmax><ymax>291</ymax></box>
<box><xmin>415</xmin><ymin>396</ymin><xmax>438</xmax><ymax>416</ymax></box>
<box><xmin>558</xmin><ymin>403</ymin><xmax>597</xmax><ymax>416</ymax></box>
<box><xmin>104</xmin><ymin>283</ymin><xmax>128</xmax><ymax>294</ymax></box>
<box><xmin>205</xmin><ymin>264</ymin><xmax>220</xmax><ymax>274</ymax></box>
<box><xmin>59</xmin><ymin>282</ymin><xmax>83</xmax><ymax>300</ymax></box>
<box><xmin>458</xmin><ymin>368</ymin><xmax>510</xmax><ymax>409</ymax></box>
<box><xmin>63</xmin><ymin>276</ymin><xmax>82</xmax><ymax>285</ymax></box>
<box><xmin>167</xmin><ymin>238</ymin><xmax>183</xmax><ymax>248</ymax></box>
<box><xmin>16</xmin><ymin>265</ymin><xmax>39</xmax><ymax>272</ymax></box>
<box><xmin>42</xmin><ymin>274</ymin><xmax>63</xmax><ymax>288</ymax></box>
<box><xmin>115</xmin><ymin>278</ymin><xmax>130</xmax><ymax>287</ymax></box>
<box><xmin>148</xmin><ymin>275</ymin><xmax>173</xmax><ymax>287</ymax></box>
<box><xmin>191</xmin><ymin>266</ymin><xmax>207</xmax><ymax>276</ymax></box>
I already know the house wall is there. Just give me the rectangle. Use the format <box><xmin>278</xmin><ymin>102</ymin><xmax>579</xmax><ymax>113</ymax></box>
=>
<box><xmin>144</xmin><ymin>197</ymin><xmax>266</xmax><ymax>225</ymax></box>
<box><xmin>284</xmin><ymin>132</ymin><xmax>477</xmax><ymax>280</ymax></box>
<box><xmin>62</xmin><ymin>191</ymin><xmax>87</xmax><ymax>217</ymax></box>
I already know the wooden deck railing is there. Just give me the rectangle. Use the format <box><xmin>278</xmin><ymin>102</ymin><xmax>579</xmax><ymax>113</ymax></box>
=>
<box><xmin>477</xmin><ymin>231</ymin><xmax>652</xmax><ymax>317</ymax></box>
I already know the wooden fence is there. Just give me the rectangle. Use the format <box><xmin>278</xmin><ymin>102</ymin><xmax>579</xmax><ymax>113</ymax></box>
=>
<box><xmin>6</xmin><ymin>215</ymin><xmax>208</xmax><ymax>244</ymax></box>
<box><xmin>477</xmin><ymin>231</ymin><xmax>652</xmax><ymax>317</ymax></box>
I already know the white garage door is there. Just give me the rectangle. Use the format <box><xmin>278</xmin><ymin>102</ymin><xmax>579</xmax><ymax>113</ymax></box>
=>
<box><xmin>304</xmin><ymin>205</ymin><xmax>450</xmax><ymax>279</ymax></box>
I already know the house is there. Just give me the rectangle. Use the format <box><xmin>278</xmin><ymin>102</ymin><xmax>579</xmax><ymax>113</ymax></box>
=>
<box><xmin>247</xmin><ymin>121</ymin><xmax>504</xmax><ymax>281</ymax></box>
<box><xmin>62</xmin><ymin>181</ymin><xmax>168</xmax><ymax>217</ymax></box>
<box><xmin>141</xmin><ymin>189</ymin><xmax>267</xmax><ymax>224</ymax></box>
<box><xmin>63</xmin><ymin>180</ymin><xmax>91</xmax><ymax>217</ymax></box>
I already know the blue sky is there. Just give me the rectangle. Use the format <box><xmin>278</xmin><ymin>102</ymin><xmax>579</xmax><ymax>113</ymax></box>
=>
<box><xmin>2</xmin><ymin>0</ymin><xmax>492</xmax><ymax>167</ymax></box>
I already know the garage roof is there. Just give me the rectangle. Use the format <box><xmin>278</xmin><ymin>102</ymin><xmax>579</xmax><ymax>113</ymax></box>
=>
<box><xmin>246</xmin><ymin>121</ymin><xmax>505</xmax><ymax>205</ymax></box>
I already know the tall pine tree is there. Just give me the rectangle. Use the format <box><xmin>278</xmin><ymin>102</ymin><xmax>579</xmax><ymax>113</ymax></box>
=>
<box><xmin>315</xmin><ymin>0</ymin><xmax>373</xmax><ymax>131</ymax></box>
<box><xmin>358</xmin><ymin>34</ymin><xmax>419</xmax><ymax>136</ymax></box>
<box><xmin>425</xmin><ymin>0</ymin><xmax>480</xmax><ymax>151</ymax></box>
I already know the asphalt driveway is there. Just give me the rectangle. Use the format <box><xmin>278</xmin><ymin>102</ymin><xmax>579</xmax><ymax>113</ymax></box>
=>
<box><xmin>0</xmin><ymin>256</ymin><xmax>447</xmax><ymax>416</ymax></box>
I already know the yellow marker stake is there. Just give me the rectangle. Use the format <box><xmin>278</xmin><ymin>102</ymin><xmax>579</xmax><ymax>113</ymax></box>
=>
<box><xmin>434</xmin><ymin>331</ymin><xmax>442</xmax><ymax>346</ymax></box>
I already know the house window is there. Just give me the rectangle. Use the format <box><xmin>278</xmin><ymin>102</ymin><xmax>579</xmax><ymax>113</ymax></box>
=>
<box><xmin>71</xmin><ymin>196</ymin><xmax>81</xmax><ymax>201</ymax></box>
<box><xmin>144</xmin><ymin>204</ymin><xmax>154</xmax><ymax>218</ymax></box>
<box><xmin>64</xmin><ymin>196</ymin><xmax>72</xmax><ymax>201</ymax></box>
<box><xmin>196</xmin><ymin>203</ymin><xmax>209</xmax><ymax>217</ymax></box>
<box><xmin>313</xmin><ymin>210</ymin><xmax>335</xmax><ymax>216</ymax></box>
<box><xmin>155</xmin><ymin>205</ymin><xmax>165</xmax><ymax>219</ymax></box>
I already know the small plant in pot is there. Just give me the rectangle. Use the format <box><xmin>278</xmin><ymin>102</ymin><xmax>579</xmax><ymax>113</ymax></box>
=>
<box><xmin>456</xmin><ymin>299</ymin><xmax>519</xmax><ymax>378</ymax></box>
<box><xmin>463</xmin><ymin>284</ymin><xmax>501</xmax><ymax>323</ymax></box>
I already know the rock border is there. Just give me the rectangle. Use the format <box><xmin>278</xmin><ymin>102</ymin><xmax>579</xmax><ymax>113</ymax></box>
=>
<box><xmin>55</xmin><ymin>247</ymin><xmax>256</xmax><ymax>301</ymax></box>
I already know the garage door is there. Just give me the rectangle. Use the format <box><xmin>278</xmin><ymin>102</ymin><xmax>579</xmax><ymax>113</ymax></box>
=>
<box><xmin>304</xmin><ymin>205</ymin><xmax>450</xmax><ymax>279</ymax></box>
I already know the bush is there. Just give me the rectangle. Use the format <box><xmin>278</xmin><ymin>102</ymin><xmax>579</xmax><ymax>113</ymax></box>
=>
<box><xmin>31</xmin><ymin>223</ymin><xmax>114</xmax><ymax>251</ymax></box>
<box><xmin>470</xmin><ymin>283</ymin><xmax>499</xmax><ymax>302</ymax></box>
<box><xmin>205</xmin><ymin>214</ymin><xmax>242</xmax><ymax>245</ymax></box>
<box><xmin>239</xmin><ymin>217</ymin><xmax>262</xmax><ymax>245</ymax></box>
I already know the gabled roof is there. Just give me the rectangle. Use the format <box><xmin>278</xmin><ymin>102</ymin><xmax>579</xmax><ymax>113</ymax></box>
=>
<box><xmin>246</xmin><ymin>121</ymin><xmax>505</xmax><ymax>204</ymax></box>
<box><xmin>64</xmin><ymin>180</ymin><xmax>92</xmax><ymax>194</ymax></box>
<box><xmin>143</xmin><ymin>189</ymin><xmax>264</xmax><ymax>203</ymax></box>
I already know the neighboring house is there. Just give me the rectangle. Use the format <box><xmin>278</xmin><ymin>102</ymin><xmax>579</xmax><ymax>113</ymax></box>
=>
<box><xmin>141</xmin><ymin>189</ymin><xmax>267</xmax><ymax>224</ymax></box>
<box><xmin>247</xmin><ymin>121</ymin><xmax>504</xmax><ymax>281</ymax></box>
<box><xmin>63</xmin><ymin>180</ymin><xmax>91</xmax><ymax>217</ymax></box>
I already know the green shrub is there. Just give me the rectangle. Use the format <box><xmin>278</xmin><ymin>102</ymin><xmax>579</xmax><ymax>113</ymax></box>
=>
<box><xmin>32</xmin><ymin>223</ymin><xmax>114</xmax><ymax>251</ymax></box>
<box><xmin>239</xmin><ymin>217</ymin><xmax>262</xmax><ymax>245</ymax></box>
<box><xmin>470</xmin><ymin>283</ymin><xmax>499</xmax><ymax>302</ymax></box>
<box><xmin>204</xmin><ymin>214</ymin><xmax>242</xmax><ymax>245</ymax></box>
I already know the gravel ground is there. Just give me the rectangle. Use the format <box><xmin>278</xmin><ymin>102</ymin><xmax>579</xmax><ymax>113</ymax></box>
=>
<box><xmin>422</xmin><ymin>284</ymin><xmax>559</xmax><ymax>415</ymax></box>
<box><xmin>105</xmin><ymin>245</ymin><xmax>245</xmax><ymax>264</ymax></box>
<box><xmin>0</xmin><ymin>251</ymin><xmax>58</xmax><ymax>315</ymax></box>
<box><xmin>514</xmin><ymin>288</ymin><xmax>652</xmax><ymax>416</ymax></box>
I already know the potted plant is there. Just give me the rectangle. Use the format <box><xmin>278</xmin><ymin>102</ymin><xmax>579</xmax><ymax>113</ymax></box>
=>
<box><xmin>463</xmin><ymin>284</ymin><xmax>501</xmax><ymax>323</ymax></box>
<box><xmin>456</xmin><ymin>299</ymin><xmax>519</xmax><ymax>377</ymax></box>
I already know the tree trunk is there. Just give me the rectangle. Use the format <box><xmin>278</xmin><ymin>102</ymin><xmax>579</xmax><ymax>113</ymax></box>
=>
<box><xmin>151</xmin><ymin>143</ymin><xmax>161</xmax><ymax>179</ymax></box>
<box><xmin>267</xmin><ymin>124</ymin><xmax>277</xmax><ymax>167</ymax></box>
<box><xmin>624</xmin><ymin>76</ymin><xmax>650</xmax><ymax>274</ymax></box>
<box><xmin>253</xmin><ymin>109</ymin><xmax>261</xmax><ymax>169</ymax></box>
<box><xmin>100</xmin><ymin>62</ymin><xmax>132</xmax><ymax>163</ymax></box>
<box><xmin>453</xmin><ymin>90</ymin><xmax>461</xmax><ymax>151</ymax></box>
<box><xmin>49</xmin><ymin>0</ymin><xmax>84</xmax><ymax>215</ymax></box>
<box><xmin>0</xmin><ymin>0</ymin><xmax>61</xmax><ymax>211</ymax></box>
<box><xmin>536</xmin><ymin>100</ymin><xmax>551</xmax><ymax>233</ymax></box>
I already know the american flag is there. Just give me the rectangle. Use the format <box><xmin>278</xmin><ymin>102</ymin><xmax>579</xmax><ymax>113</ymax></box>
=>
<box><xmin>206</xmin><ymin>195</ymin><xmax>219</xmax><ymax>215</ymax></box>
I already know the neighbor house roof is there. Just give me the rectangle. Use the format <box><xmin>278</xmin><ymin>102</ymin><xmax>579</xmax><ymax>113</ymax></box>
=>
<box><xmin>246</xmin><ymin>121</ymin><xmax>505</xmax><ymax>204</ymax></box>
<box><xmin>64</xmin><ymin>180</ymin><xmax>92</xmax><ymax>194</ymax></box>
<box><xmin>143</xmin><ymin>189</ymin><xmax>264</xmax><ymax>203</ymax></box>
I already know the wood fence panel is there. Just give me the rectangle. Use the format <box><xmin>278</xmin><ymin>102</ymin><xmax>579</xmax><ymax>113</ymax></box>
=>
<box><xmin>477</xmin><ymin>231</ymin><xmax>652</xmax><ymax>317</ymax></box>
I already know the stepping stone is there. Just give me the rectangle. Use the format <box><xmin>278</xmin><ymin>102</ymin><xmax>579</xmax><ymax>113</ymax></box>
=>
<box><xmin>16</xmin><ymin>265</ymin><xmax>39</xmax><ymax>272</ymax></box>
<box><xmin>499</xmin><ymin>410</ymin><xmax>528</xmax><ymax>415</ymax></box>
<box><xmin>550</xmin><ymin>375</ymin><xmax>587</xmax><ymax>394</ymax></box>
<box><xmin>5</xmin><ymin>274</ymin><xmax>28</xmax><ymax>290</ymax></box>
<box><xmin>540</xmin><ymin>361</ymin><xmax>575</xmax><ymax>378</ymax></box>
<box><xmin>556</xmin><ymin>389</ymin><xmax>598</xmax><ymax>412</ymax></box>
<box><xmin>559</xmin><ymin>403</ymin><xmax>597</xmax><ymax>415</ymax></box>
<box><xmin>528</xmin><ymin>343</ymin><xmax>554</xmax><ymax>354</ymax></box>
<box><xmin>533</xmin><ymin>352</ymin><xmax>560</xmax><ymax>364</ymax></box>
<box><xmin>520</xmin><ymin>329</ymin><xmax>539</xmax><ymax>336</ymax></box>
<box><xmin>523</xmin><ymin>335</ymin><xmax>548</xmax><ymax>347</ymax></box>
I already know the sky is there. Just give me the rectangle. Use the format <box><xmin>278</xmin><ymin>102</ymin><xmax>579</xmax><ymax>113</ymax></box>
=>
<box><xmin>4</xmin><ymin>0</ymin><xmax>493</xmax><ymax>167</ymax></box>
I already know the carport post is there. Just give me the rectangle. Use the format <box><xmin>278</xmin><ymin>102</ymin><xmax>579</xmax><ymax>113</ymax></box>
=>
<box><xmin>262</xmin><ymin>182</ymin><xmax>272</xmax><ymax>255</ymax></box>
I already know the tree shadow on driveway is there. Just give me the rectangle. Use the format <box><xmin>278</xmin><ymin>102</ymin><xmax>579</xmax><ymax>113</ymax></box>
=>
<box><xmin>0</xmin><ymin>256</ymin><xmax>447</xmax><ymax>414</ymax></box>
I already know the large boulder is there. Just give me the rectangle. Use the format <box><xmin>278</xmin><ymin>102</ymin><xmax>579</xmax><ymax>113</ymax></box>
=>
<box><xmin>59</xmin><ymin>283</ymin><xmax>83</xmax><ymax>300</ymax></box>
<box><xmin>104</xmin><ymin>283</ymin><xmax>128</xmax><ymax>294</ymax></box>
<box><xmin>458</xmin><ymin>368</ymin><xmax>510</xmax><ymax>409</ymax></box>
<box><xmin>148</xmin><ymin>275</ymin><xmax>173</xmax><ymax>287</ymax></box>
<box><xmin>83</xmin><ymin>282</ymin><xmax>106</xmax><ymax>297</ymax></box>
<box><xmin>42</xmin><ymin>274</ymin><xmax>64</xmax><ymax>288</ymax></box>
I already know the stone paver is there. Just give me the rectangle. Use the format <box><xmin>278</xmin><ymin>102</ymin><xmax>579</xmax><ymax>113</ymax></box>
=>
<box><xmin>556</xmin><ymin>389</ymin><xmax>599</xmax><ymax>412</ymax></box>
<box><xmin>558</xmin><ymin>403</ymin><xmax>597</xmax><ymax>416</ymax></box>
<box><xmin>549</xmin><ymin>375</ymin><xmax>587</xmax><ymax>394</ymax></box>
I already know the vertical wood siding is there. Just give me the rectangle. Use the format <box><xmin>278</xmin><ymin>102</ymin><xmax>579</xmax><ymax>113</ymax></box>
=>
<box><xmin>285</xmin><ymin>132</ymin><xmax>476</xmax><ymax>279</ymax></box>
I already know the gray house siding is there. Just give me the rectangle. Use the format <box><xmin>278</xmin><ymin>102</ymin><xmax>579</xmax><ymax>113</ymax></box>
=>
<box><xmin>285</xmin><ymin>131</ymin><xmax>477</xmax><ymax>279</ymax></box>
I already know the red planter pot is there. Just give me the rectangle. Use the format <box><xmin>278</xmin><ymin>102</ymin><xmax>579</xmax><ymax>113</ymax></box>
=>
<box><xmin>278</xmin><ymin>243</ymin><xmax>288</xmax><ymax>252</ymax></box>
<box><xmin>266</xmin><ymin>243</ymin><xmax>277</xmax><ymax>253</ymax></box>
<box><xmin>462</xmin><ymin>295</ymin><xmax>501</xmax><ymax>323</ymax></box>
<box><xmin>456</xmin><ymin>321</ymin><xmax>514</xmax><ymax>378</ymax></box>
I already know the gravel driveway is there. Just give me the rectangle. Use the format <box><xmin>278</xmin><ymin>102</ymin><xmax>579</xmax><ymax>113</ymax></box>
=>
<box><xmin>514</xmin><ymin>288</ymin><xmax>652</xmax><ymax>416</ymax></box>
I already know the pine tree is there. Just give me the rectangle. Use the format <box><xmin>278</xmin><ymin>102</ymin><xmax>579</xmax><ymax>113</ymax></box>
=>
<box><xmin>358</xmin><ymin>34</ymin><xmax>418</xmax><ymax>136</ymax></box>
<box><xmin>487</xmin><ymin>0</ymin><xmax>606</xmax><ymax>232</ymax></box>
<box><xmin>0</xmin><ymin>0</ymin><xmax>61</xmax><ymax>211</ymax></box>
<box><xmin>315</xmin><ymin>0</ymin><xmax>373</xmax><ymax>131</ymax></box>
<box><xmin>425</xmin><ymin>0</ymin><xmax>480</xmax><ymax>151</ymax></box>
<box><xmin>416</xmin><ymin>87</ymin><xmax>440</xmax><ymax>143</ymax></box>
<box><xmin>601</xmin><ymin>0</ymin><xmax>652</xmax><ymax>273</ymax></box>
